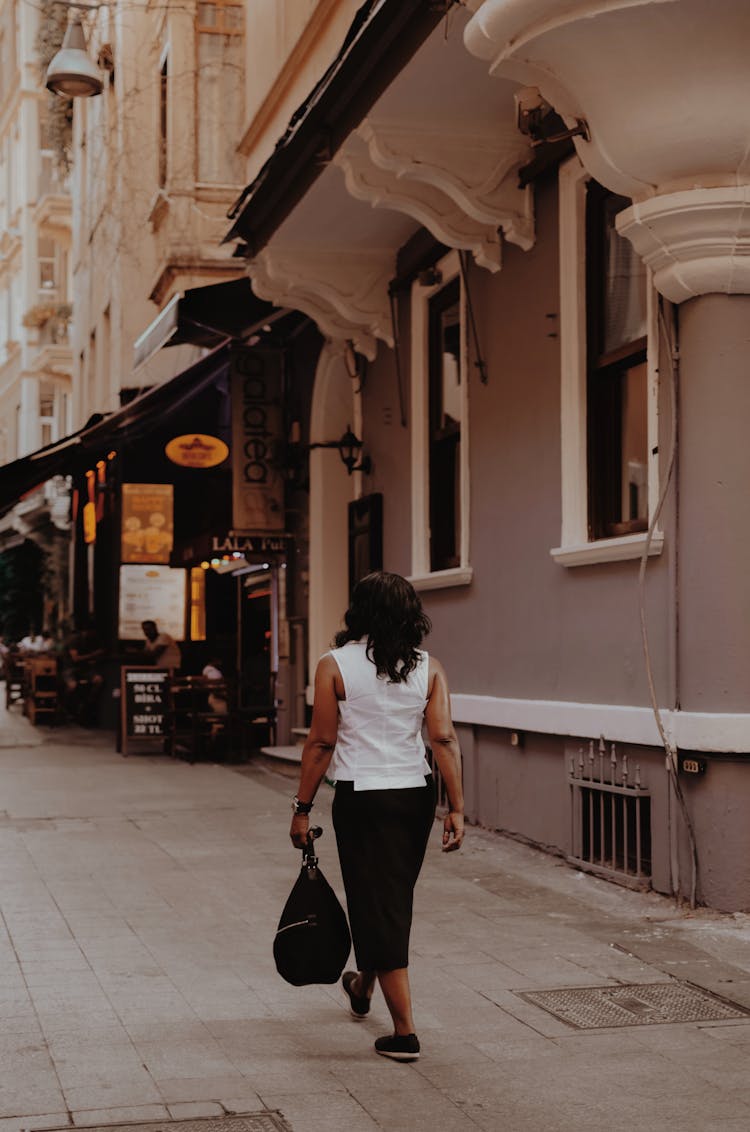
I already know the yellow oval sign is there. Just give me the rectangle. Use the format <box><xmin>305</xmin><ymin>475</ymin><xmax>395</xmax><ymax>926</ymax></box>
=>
<box><xmin>165</xmin><ymin>434</ymin><xmax>229</xmax><ymax>469</ymax></box>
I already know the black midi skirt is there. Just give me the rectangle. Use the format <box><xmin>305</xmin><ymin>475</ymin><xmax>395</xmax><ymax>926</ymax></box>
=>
<box><xmin>332</xmin><ymin>775</ymin><xmax>436</xmax><ymax>972</ymax></box>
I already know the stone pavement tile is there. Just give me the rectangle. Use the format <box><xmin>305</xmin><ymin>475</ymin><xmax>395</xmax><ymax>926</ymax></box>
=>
<box><xmin>260</xmin><ymin>1093</ymin><xmax>381</xmax><ymax>1132</ymax></box>
<box><xmin>71</xmin><ymin>1105</ymin><xmax>170</xmax><ymax>1126</ymax></box>
<box><xmin>137</xmin><ymin>1039</ymin><xmax>240</xmax><ymax>1080</ymax></box>
<box><xmin>549</xmin><ymin>1028</ymin><xmax>667</xmax><ymax>1059</ymax></box>
<box><xmin>432</xmin><ymin>958</ymin><xmax>535</xmax><ymax>993</ymax></box>
<box><xmin>350</xmin><ymin>1083</ymin><xmax>482</xmax><ymax>1132</ymax></box>
<box><xmin>688</xmin><ymin>1058</ymin><xmax>750</xmax><ymax>1094</ymax></box>
<box><xmin>700</xmin><ymin>1020</ymin><xmax>750</xmax><ymax>1042</ymax></box>
<box><xmin>457</xmin><ymin>1033</ymin><xmax>561</xmax><ymax>1066</ymax></box>
<box><xmin>462</xmin><ymin>986</ymin><xmax>573</xmax><ymax>1038</ymax></box>
<box><xmin>62</xmin><ymin>1081</ymin><xmax>163</xmax><ymax>1111</ymax></box>
<box><xmin>216</xmin><ymin>1093</ymin><xmax>267</xmax><ymax>1115</ymax></box>
<box><xmin>610</xmin><ymin>1091</ymin><xmax>750</xmax><ymax>1130</ymax></box>
<box><xmin>154</xmin><ymin>1076</ymin><xmax>253</xmax><ymax>1104</ymax></box>
<box><xmin>0</xmin><ymin>1089</ymin><xmax>67</xmax><ymax>1120</ymax></box>
<box><xmin>123</xmin><ymin>1020</ymin><xmax>216</xmax><ymax>1044</ymax></box>
<box><xmin>166</xmin><ymin>1102</ymin><xmax>224</xmax><ymax>1118</ymax></box>
<box><xmin>329</xmin><ymin>1054</ymin><xmax>441</xmax><ymax>1094</ymax></box>
<box><xmin>0</xmin><ymin>1116</ymin><xmax>70</xmax><ymax>1132</ymax></box>
<box><xmin>233</xmin><ymin>1059</ymin><xmax>346</xmax><ymax>1096</ymax></box>
<box><xmin>47</xmin><ymin>1041</ymin><xmax>150</xmax><ymax>1088</ymax></box>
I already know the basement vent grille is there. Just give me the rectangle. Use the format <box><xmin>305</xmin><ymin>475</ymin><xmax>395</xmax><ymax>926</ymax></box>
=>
<box><xmin>568</xmin><ymin>738</ymin><xmax>651</xmax><ymax>887</ymax></box>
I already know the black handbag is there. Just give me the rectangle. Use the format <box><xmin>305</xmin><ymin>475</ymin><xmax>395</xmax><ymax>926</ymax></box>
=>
<box><xmin>273</xmin><ymin>826</ymin><xmax>351</xmax><ymax>986</ymax></box>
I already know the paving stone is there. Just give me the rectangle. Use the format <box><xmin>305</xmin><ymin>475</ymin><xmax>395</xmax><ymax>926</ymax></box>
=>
<box><xmin>71</xmin><ymin>1105</ymin><xmax>170</xmax><ymax>1126</ymax></box>
<box><xmin>0</xmin><ymin>1115</ymin><xmax>70</xmax><ymax>1132</ymax></box>
<box><xmin>166</xmin><ymin>1102</ymin><xmax>225</xmax><ymax>1119</ymax></box>
<box><xmin>154</xmin><ymin>1077</ymin><xmax>252</xmax><ymax>1104</ymax></box>
<box><xmin>259</xmin><ymin>1093</ymin><xmax>381</xmax><ymax>1132</ymax></box>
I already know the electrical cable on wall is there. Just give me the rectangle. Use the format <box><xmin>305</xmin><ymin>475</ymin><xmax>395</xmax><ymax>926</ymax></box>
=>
<box><xmin>638</xmin><ymin>299</ymin><xmax>699</xmax><ymax>909</ymax></box>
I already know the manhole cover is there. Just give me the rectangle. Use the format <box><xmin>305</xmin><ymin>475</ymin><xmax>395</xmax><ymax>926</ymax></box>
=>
<box><xmin>45</xmin><ymin>1117</ymin><xmax>290</xmax><ymax>1132</ymax></box>
<box><xmin>517</xmin><ymin>982</ymin><xmax>750</xmax><ymax>1029</ymax></box>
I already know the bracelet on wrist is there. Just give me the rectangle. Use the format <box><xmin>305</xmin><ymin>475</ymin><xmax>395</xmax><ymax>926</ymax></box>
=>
<box><xmin>292</xmin><ymin>796</ymin><xmax>313</xmax><ymax>815</ymax></box>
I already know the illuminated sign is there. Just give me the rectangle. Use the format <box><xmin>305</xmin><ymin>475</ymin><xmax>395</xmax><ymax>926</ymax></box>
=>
<box><xmin>165</xmin><ymin>434</ymin><xmax>229</xmax><ymax>468</ymax></box>
<box><xmin>83</xmin><ymin>501</ymin><xmax>97</xmax><ymax>544</ymax></box>
<box><xmin>121</xmin><ymin>483</ymin><xmax>174</xmax><ymax>564</ymax></box>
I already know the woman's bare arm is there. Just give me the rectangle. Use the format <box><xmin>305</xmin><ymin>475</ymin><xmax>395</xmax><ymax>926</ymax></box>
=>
<box><xmin>425</xmin><ymin>658</ymin><xmax>465</xmax><ymax>851</ymax></box>
<box><xmin>289</xmin><ymin>655</ymin><xmax>340</xmax><ymax>848</ymax></box>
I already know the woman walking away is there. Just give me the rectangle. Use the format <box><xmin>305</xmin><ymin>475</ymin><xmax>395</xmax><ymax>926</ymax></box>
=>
<box><xmin>289</xmin><ymin>571</ymin><xmax>464</xmax><ymax>1062</ymax></box>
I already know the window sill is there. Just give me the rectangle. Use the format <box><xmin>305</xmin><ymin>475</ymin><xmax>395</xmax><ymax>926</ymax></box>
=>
<box><xmin>408</xmin><ymin>566</ymin><xmax>473</xmax><ymax>591</ymax></box>
<box><xmin>550</xmin><ymin>531</ymin><xmax>664</xmax><ymax>567</ymax></box>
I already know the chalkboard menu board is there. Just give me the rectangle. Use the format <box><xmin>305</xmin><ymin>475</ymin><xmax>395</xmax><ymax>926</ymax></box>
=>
<box><xmin>121</xmin><ymin>667</ymin><xmax>170</xmax><ymax>754</ymax></box>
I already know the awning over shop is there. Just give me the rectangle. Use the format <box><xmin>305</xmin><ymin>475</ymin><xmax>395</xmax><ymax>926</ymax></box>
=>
<box><xmin>133</xmin><ymin>277</ymin><xmax>275</xmax><ymax>369</ymax></box>
<box><xmin>223</xmin><ymin>0</ymin><xmax>449</xmax><ymax>256</ymax></box>
<box><xmin>0</xmin><ymin>342</ymin><xmax>231</xmax><ymax>519</ymax></box>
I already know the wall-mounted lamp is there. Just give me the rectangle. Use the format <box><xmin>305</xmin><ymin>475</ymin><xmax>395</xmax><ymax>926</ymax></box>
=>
<box><xmin>46</xmin><ymin>15</ymin><xmax>105</xmax><ymax>98</ymax></box>
<box><xmin>515</xmin><ymin>86</ymin><xmax>589</xmax><ymax>148</ymax></box>
<box><xmin>291</xmin><ymin>425</ymin><xmax>371</xmax><ymax>480</ymax></box>
<box><xmin>333</xmin><ymin>426</ymin><xmax>371</xmax><ymax>475</ymax></box>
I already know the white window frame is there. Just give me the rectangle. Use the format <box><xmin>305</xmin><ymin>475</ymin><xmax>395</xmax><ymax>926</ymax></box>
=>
<box><xmin>551</xmin><ymin>157</ymin><xmax>663</xmax><ymax>568</ymax></box>
<box><xmin>409</xmin><ymin>249</ymin><xmax>472</xmax><ymax>591</ymax></box>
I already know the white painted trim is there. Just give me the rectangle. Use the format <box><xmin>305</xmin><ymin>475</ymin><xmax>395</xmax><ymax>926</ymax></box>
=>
<box><xmin>408</xmin><ymin>566</ymin><xmax>473</xmax><ymax>592</ymax></box>
<box><xmin>558</xmin><ymin>156</ymin><xmax>589</xmax><ymax>548</ymax></box>
<box><xmin>550</xmin><ymin>530</ymin><xmax>663</xmax><ymax>567</ymax></box>
<box><xmin>450</xmin><ymin>693</ymin><xmax>750</xmax><ymax>755</ymax></box>
<box><xmin>410</xmin><ymin>249</ymin><xmax>471</xmax><ymax>579</ymax></box>
<box><xmin>555</xmin><ymin>156</ymin><xmax>662</xmax><ymax>566</ymax></box>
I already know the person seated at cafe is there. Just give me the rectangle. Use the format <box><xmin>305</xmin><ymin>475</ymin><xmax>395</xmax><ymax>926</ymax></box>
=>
<box><xmin>202</xmin><ymin>657</ymin><xmax>229</xmax><ymax>715</ymax></box>
<box><xmin>18</xmin><ymin>628</ymin><xmax>52</xmax><ymax>654</ymax></box>
<box><xmin>61</xmin><ymin>621</ymin><xmax>106</xmax><ymax>725</ymax></box>
<box><xmin>142</xmin><ymin>620</ymin><xmax>181</xmax><ymax>670</ymax></box>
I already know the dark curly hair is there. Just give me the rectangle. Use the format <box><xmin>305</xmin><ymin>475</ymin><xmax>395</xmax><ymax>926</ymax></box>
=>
<box><xmin>334</xmin><ymin>571</ymin><xmax>431</xmax><ymax>683</ymax></box>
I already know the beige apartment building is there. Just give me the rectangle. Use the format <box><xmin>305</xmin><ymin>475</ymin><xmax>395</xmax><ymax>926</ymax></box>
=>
<box><xmin>0</xmin><ymin>0</ymin><xmax>74</xmax><ymax>623</ymax></box>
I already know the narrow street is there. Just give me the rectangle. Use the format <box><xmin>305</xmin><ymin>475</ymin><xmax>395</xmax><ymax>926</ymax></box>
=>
<box><xmin>1</xmin><ymin>702</ymin><xmax>749</xmax><ymax>1132</ymax></box>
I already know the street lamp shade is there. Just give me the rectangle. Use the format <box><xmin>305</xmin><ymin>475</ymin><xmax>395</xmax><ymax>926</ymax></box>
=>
<box><xmin>46</xmin><ymin>18</ymin><xmax>104</xmax><ymax>98</ymax></box>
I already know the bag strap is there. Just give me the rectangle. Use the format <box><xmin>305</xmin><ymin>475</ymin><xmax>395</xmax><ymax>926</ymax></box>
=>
<box><xmin>302</xmin><ymin>825</ymin><xmax>323</xmax><ymax>870</ymax></box>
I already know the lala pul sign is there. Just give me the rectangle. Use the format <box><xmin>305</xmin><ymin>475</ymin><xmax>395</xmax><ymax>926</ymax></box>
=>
<box><xmin>230</xmin><ymin>348</ymin><xmax>284</xmax><ymax>532</ymax></box>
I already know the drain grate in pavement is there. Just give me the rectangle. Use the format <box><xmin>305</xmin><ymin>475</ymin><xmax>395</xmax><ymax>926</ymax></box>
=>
<box><xmin>517</xmin><ymin>981</ymin><xmax>750</xmax><ymax>1030</ymax></box>
<box><xmin>47</xmin><ymin>1116</ymin><xmax>291</xmax><ymax>1132</ymax></box>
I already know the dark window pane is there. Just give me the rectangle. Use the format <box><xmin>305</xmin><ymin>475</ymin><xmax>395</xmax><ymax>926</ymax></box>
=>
<box><xmin>428</xmin><ymin>278</ymin><xmax>461</xmax><ymax>571</ymax></box>
<box><xmin>587</xmin><ymin>182</ymin><xmax>649</xmax><ymax>540</ymax></box>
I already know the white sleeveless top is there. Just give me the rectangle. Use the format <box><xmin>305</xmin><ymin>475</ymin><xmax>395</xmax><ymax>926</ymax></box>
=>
<box><xmin>328</xmin><ymin>640</ymin><xmax>431</xmax><ymax>791</ymax></box>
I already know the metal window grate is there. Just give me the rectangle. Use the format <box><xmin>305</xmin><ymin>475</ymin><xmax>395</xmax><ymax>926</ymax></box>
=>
<box><xmin>568</xmin><ymin>738</ymin><xmax>651</xmax><ymax>887</ymax></box>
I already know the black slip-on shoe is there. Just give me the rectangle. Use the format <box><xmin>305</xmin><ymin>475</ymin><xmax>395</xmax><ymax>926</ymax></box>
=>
<box><xmin>374</xmin><ymin>1033</ymin><xmax>420</xmax><ymax>1061</ymax></box>
<box><xmin>342</xmin><ymin>970</ymin><xmax>371</xmax><ymax>1019</ymax></box>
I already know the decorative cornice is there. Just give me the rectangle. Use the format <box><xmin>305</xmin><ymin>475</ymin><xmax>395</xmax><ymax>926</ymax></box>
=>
<box><xmin>334</xmin><ymin>117</ymin><xmax>533</xmax><ymax>270</ymax></box>
<box><xmin>465</xmin><ymin>0</ymin><xmax>750</xmax><ymax>298</ymax></box>
<box><xmin>248</xmin><ymin>246</ymin><xmax>394</xmax><ymax>361</ymax></box>
<box><xmin>617</xmin><ymin>187</ymin><xmax>750</xmax><ymax>303</ymax></box>
<box><xmin>32</xmin><ymin>193</ymin><xmax>72</xmax><ymax>244</ymax></box>
<box><xmin>336</xmin><ymin>136</ymin><xmax>501</xmax><ymax>273</ymax></box>
<box><xmin>360</xmin><ymin>120</ymin><xmax>533</xmax><ymax>249</ymax></box>
<box><xmin>148</xmin><ymin>259</ymin><xmax>241</xmax><ymax>306</ymax></box>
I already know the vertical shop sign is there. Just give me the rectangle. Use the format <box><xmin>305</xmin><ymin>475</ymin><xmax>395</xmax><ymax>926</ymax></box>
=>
<box><xmin>231</xmin><ymin>349</ymin><xmax>284</xmax><ymax>532</ymax></box>
<box><xmin>121</xmin><ymin>483</ymin><xmax>174</xmax><ymax>563</ymax></box>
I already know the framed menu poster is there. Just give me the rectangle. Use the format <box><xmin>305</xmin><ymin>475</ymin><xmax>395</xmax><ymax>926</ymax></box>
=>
<box><xmin>118</xmin><ymin>564</ymin><xmax>186</xmax><ymax>640</ymax></box>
